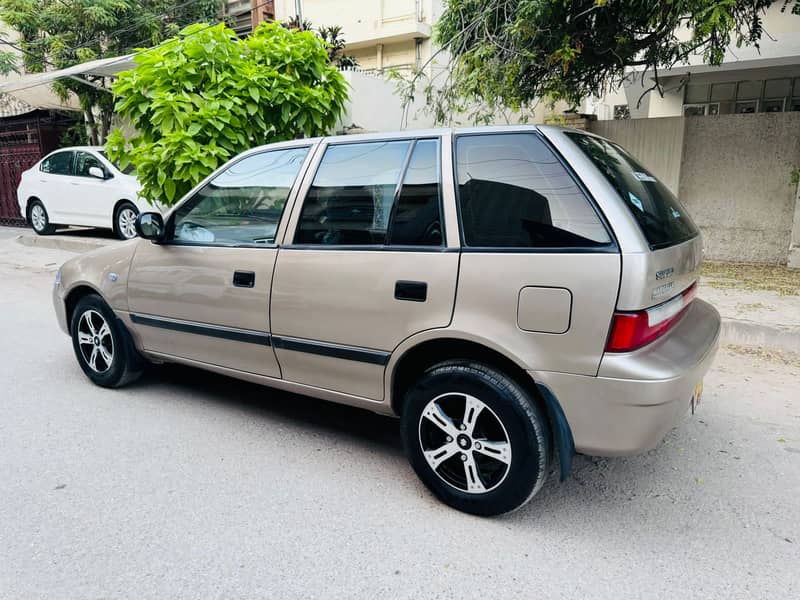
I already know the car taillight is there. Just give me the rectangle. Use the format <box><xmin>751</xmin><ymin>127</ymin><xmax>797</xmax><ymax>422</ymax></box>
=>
<box><xmin>606</xmin><ymin>283</ymin><xmax>697</xmax><ymax>352</ymax></box>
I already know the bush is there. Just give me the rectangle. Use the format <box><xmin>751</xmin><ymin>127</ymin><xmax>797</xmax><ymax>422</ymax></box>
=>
<box><xmin>107</xmin><ymin>22</ymin><xmax>348</xmax><ymax>205</ymax></box>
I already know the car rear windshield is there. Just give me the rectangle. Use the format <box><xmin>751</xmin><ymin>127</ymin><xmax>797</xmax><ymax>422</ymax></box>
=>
<box><xmin>567</xmin><ymin>132</ymin><xmax>698</xmax><ymax>250</ymax></box>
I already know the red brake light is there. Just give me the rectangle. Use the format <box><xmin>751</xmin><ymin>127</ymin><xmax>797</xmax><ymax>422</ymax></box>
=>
<box><xmin>606</xmin><ymin>283</ymin><xmax>697</xmax><ymax>352</ymax></box>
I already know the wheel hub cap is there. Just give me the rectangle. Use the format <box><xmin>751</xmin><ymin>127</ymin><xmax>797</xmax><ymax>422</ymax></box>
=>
<box><xmin>119</xmin><ymin>209</ymin><xmax>137</xmax><ymax>239</ymax></box>
<box><xmin>31</xmin><ymin>205</ymin><xmax>45</xmax><ymax>230</ymax></box>
<box><xmin>419</xmin><ymin>393</ymin><xmax>512</xmax><ymax>494</ymax></box>
<box><xmin>77</xmin><ymin>309</ymin><xmax>114</xmax><ymax>373</ymax></box>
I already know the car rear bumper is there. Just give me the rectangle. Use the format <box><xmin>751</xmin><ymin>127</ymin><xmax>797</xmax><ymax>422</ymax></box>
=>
<box><xmin>531</xmin><ymin>299</ymin><xmax>721</xmax><ymax>456</ymax></box>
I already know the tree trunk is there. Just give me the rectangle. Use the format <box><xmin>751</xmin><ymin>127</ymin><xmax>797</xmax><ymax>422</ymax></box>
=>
<box><xmin>99</xmin><ymin>107</ymin><xmax>113</xmax><ymax>145</ymax></box>
<box><xmin>84</xmin><ymin>109</ymin><xmax>99</xmax><ymax>146</ymax></box>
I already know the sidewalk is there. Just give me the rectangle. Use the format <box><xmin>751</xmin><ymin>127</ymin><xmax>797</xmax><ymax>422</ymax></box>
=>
<box><xmin>699</xmin><ymin>262</ymin><xmax>800</xmax><ymax>353</ymax></box>
<box><xmin>4</xmin><ymin>226</ymin><xmax>800</xmax><ymax>352</ymax></box>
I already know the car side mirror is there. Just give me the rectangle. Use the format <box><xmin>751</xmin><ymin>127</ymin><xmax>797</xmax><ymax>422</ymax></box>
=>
<box><xmin>135</xmin><ymin>212</ymin><xmax>165</xmax><ymax>241</ymax></box>
<box><xmin>88</xmin><ymin>166</ymin><xmax>106</xmax><ymax>179</ymax></box>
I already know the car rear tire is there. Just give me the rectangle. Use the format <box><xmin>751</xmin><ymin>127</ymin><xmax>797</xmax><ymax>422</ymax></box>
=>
<box><xmin>114</xmin><ymin>202</ymin><xmax>139</xmax><ymax>240</ymax></box>
<box><xmin>70</xmin><ymin>294</ymin><xmax>144</xmax><ymax>388</ymax></box>
<box><xmin>28</xmin><ymin>200</ymin><xmax>55</xmax><ymax>235</ymax></box>
<box><xmin>400</xmin><ymin>360</ymin><xmax>550</xmax><ymax>516</ymax></box>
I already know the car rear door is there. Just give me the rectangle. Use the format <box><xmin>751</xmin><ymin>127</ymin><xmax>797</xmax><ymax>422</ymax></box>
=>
<box><xmin>126</xmin><ymin>143</ymin><xmax>314</xmax><ymax>377</ymax></box>
<box><xmin>269</xmin><ymin>135</ymin><xmax>459</xmax><ymax>400</ymax></box>
<box><xmin>38</xmin><ymin>150</ymin><xmax>76</xmax><ymax>222</ymax></box>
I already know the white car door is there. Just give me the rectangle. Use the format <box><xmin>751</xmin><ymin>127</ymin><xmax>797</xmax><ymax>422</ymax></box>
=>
<box><xmin>69</xmin><ymin>151</ymin><xmax>115</xmax><ymax>227</ymax></box>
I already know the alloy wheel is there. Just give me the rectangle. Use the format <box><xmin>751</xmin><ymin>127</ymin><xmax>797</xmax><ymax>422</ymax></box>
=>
<box><xmin>118</xmin><ymin>208</ymin><xmax>138</xmax><ymax>239</ymax></box>
<box><xmin>77</xmin><ymin>309</ymin><xmax>114</xmax><ymax>373</ymax></box>
<box><xmin>418</xmin><ymin>392</ymin><xmax>512</xmax><ymax>494</ymax></box>
<box><xmin>31</xmin><ymin>204</ymin><xmax>46</xmax><ymax>232</ymax></box>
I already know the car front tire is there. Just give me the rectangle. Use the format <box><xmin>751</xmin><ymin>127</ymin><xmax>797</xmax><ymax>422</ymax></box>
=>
<box><xmin>70</xmin><ymin>294</ymin><xmax>144</xmax><ymax>388</ymax></box>
<box><xmin>28</xmin><ymin>200</ymin><xmax>55</xmax><ymax>235</ymax></box>
<box><xmin>401</xmin><ymin>361</ymin><xmax>550</xmax><ymax>516</ymax></box>
<box><xmin>114</xmin><ymin>202</ymin><xmax>139</xmax><ymax>240</ymax></box>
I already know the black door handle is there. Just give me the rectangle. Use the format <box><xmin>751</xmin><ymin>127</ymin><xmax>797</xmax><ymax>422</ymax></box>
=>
<box><xmin>395</xmin><ymin>280</ymin><xmax>427</xmax><ymax>302</ymax></box>
<box><xmin>233</xmin><ymin>270</ymin><xmax>255</xmax><ymax>288</ymax></box>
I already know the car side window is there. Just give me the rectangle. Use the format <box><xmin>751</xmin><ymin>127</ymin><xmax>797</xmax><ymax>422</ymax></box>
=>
<box><xmin>455</xmin><ymin>133</ymin><xmax>612</xmax><ymax>248</ymax></box>
<box><xmin>40</xmin><ymin>151</ymin><xmax>74</xmax><ymax>176</ymax></box>
<box><xmin>74</xmin><ymin>152</ymin><xmax>106</xmax><ymax>178</ymax></box>
<box><xmin>387</xmin><ymin>139</ymin><xmax>443</xmax><ymax>246</ymax></box>
<box><xmin>170</xmin><ymin>147</ymin><xmax>309</xmax><ymax>246</ymax></box>
<box><xmin>294</xmin><ymin>139</ymin><xmax>443</xmax><ymax>246</ymax></box>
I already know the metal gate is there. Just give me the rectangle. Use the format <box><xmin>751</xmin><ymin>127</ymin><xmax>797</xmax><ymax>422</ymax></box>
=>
<box><xmin>0</xmin><ymin>112</ymin><xmax>75</xmax><ymax>226</ymax></box>
<box><xmin>0</xmin><ymin>125</ymin><xmax>41</xmax><ymax>225</ymax></box>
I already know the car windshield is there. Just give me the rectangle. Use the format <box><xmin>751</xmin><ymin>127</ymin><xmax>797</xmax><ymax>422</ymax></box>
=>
<box><xmin>567</xmin><ymin>132</ymin><xmax>698</xmax><ymax>250</ymax></box>
<box><xmin>97</xmin><ymin>150</ymin><xmax>136</xmax><ymax>175</ymax></box>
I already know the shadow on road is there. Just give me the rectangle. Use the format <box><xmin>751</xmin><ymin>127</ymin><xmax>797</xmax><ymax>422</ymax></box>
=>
<box><xmin>127</xmin><ymin>360</ymin><xmax>703</xmax><ymax>523</ymax></box>
<box><xmin>140</xmin><ymin>362</ymin><xmax>405</xmax><ymax>455</ymax></box>
<box><xmin>53</xmin><ymin>226</ymin><xmax>119</xmax><ymax>240</ymax></box>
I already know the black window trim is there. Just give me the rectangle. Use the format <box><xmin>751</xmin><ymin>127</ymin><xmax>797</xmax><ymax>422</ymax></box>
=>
<box><xmin>39</xmin><ymin>150</ymin><xmax>76</xmax><ymax>177</ymax></box>
<box><xmin>289</xmin><ymin>136</ymin><xmax>448</xmax><ymax>251</ymax></box>
<box><xmin>161</xmin><ymin>144</ymin><xmax>314</xmax><ymax>249</ymax></box>
<box><xmin>451</xmin><ymin>130</ymin><xmax>619</xmax><ymax>254</ymax></box>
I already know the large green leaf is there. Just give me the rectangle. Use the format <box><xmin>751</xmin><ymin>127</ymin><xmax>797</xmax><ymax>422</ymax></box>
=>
<box><xmin>106</xmin><ymin>22</ymin><xmax>348</xmax><ymax>207</ymax></box>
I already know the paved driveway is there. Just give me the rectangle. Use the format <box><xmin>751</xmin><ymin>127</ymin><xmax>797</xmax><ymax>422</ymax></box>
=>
<box><xmin>0</xmin><ymin>239</ymin><xmax>798</xmax><ymax>599</ymax></box>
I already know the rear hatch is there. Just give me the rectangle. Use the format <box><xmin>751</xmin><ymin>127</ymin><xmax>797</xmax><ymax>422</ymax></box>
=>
<box><xmin>567</xmin><ymin>132</ymin><xmax>703</xmax><ymax>352</ymax></box>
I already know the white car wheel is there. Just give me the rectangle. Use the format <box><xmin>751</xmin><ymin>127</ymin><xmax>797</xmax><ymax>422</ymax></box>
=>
<box><xmin>115</xmin><ymin>203</ymin><xmax>139</xmax><ymax>240</ymax></box>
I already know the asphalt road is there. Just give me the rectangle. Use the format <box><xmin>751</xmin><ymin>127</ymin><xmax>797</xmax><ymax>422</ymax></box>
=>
<box><xmin>1</xmin><ymin>234</ymin><xmax>798</xmax><ymax>599</ymax></box>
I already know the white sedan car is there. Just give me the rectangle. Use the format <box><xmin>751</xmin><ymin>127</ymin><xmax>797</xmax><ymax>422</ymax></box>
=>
<box><xmin>17</xmin><ymin>146</ymin><xmax>156</xmax><ymax>240</ymax></box>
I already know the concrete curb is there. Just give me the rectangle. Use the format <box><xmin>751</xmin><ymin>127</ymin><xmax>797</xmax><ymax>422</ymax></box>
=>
<box><xmin>14</xmin><ymin>233</ymin><xmax>113</xmax><ymax>254</ymax></box>
<box><xmin>720</xmin><ymin>318</ymin><xmax>800</xmax><ymax>353</ymax></box>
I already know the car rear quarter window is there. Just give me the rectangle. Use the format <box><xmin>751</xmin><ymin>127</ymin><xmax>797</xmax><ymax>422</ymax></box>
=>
<box><xmin>566</xmin><ymin>132</ymin><xmax>699</xmax><ymax>250</ymax></box>
<box><xmin>295</xmin><ymin>139</ymin><xmax>444</xmax><ymax>246</ymax></box>
<box><xmin>40</xmin><ymin>151</ymin><xmax>74</xmax><ymax>176</ymax></box>
<box><xmin>454</xmin><ymin>133</ymin><xmax>612</xmax><ymax>248</ymax></box>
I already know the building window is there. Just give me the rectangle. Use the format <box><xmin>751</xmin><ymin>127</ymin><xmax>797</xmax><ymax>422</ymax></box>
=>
<box><xmin>683</xmin><ymin>77</ymin><xmax>800</xmax><ymax>116</ymax></box>
<box><xmin>613</xmin><ymin>104</ymin><xmax>630</xmax><ymax>120</ymax></box>
<box><xmin>735</xmin><ymin>100</ymin><xmax>758</xmax><ymax>114</ymax></box>
<box><xmin>683</xmin><ymin>104</ymin><xmax>710</xmax><ymax>117</ymax></box>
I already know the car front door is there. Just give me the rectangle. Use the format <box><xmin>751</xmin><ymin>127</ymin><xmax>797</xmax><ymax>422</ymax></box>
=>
<box><xmin>126</xmin><ymin>143</ymin><xmax>314</xmax><ymax>377</ymax></box>
<box><xmin>270</xmin><ymin>136</ymin><xmax>459</xmax><ymax>401</ymax></box>
<box><xmin>69</xmin><ymin>151</ymin><xmax>114</xmax><ymax>227</ymax></box>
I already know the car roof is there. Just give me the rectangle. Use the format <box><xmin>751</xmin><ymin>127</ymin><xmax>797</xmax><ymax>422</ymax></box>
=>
<box><xmin>48</xmin><ymin>146</ymin><xmax>105</xmax><ymax>152</ymax></box>
<box><xmin>237</xmin><ymin>125</ymin><xmax>549</xmax><ymax>158</ymax></box>
<box><xmin>320</xmin><ymin>124</ymin><xmax>544</xmax><ymax>144</ymax></box>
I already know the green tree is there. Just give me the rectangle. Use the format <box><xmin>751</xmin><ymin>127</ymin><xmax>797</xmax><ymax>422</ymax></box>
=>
<box><xmin>318</xmin><ymin>25</ymin><xmax>359</xmax><ymax>69</ymax></box>
<box><xmin>106</xmin><ymin>21</ymin><xmax>348</xmax><ymax>206</ymax></box>
<box><xmin>0</xmin><ymin>0</ymin><xmax>222</xmax><ymax>144</ymax></box>
<box><xmin>411</xmin><ymin>0</ymin><xmax>800</xmax><ymax>122</ymax></box>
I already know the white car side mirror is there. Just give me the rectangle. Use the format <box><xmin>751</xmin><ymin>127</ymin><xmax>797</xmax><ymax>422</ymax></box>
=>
<box><xmin>88</xmin><ymin>166</ymin><xmax>105</xmax><ymax>179</ymax></box>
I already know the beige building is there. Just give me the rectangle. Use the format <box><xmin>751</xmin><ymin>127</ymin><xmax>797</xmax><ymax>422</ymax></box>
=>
<box><xmin>223</xmin><ymin>0</ymin><xmax>276</xmax><ymax>37</ymax></box>
<box><xmin>273</xmin><ymin>0</ymin><xmax>442</xmax><ymax>73</ymax></box>
<box><xmin>584</xmin><ymin>5</ymin><xmax>800</xmax><ymax>120</ymax></box>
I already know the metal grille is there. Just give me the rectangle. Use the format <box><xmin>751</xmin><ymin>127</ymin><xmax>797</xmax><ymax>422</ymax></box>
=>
<box><xmin>0</xmin><ymin>122</ymin><xmax>42</xmax><ymax>224</ymax></box>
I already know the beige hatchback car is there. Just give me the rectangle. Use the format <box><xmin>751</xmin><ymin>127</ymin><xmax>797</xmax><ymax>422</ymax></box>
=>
<box><xmin>53</xmin><ymin>126</ymin><xmax>720</xmax><ymax>515</ymax></box>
